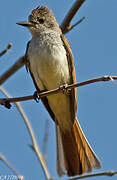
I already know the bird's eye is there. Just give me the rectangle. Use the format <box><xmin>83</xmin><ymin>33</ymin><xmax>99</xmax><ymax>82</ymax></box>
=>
<box><xmin>38</xmin><ymin>18</ymin><xmax>45</xmax><ymax>24</ymax></box>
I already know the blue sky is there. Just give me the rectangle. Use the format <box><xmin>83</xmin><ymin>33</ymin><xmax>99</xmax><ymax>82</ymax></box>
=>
<box><xmin>0</xmin><ymin>0</ymin><xmax>117</xmax><ymax>180</ymax></box>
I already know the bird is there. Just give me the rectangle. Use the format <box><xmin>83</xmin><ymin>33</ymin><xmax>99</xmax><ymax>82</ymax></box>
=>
<box><xmin>17</xmin><ymin>6</ymin><xmax>101</xmax><ymax>177</ymax></box>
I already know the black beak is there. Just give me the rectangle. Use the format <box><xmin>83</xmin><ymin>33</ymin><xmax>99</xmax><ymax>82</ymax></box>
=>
<box><xmin>16</xmin><ymin>21</ymin><xmax>34</xmax><ymax>27</ymax></box>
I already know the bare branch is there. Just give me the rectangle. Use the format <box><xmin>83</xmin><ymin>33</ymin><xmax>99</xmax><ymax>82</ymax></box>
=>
<box><xmin>0</xmin><ymin>56</ymin><xmax>25</xmax><ymax>85</ymax></box>
<box><xmin>0</xmin><ymin>75</ymin><xmax>117</xmax><ymax>108</ymax></box>
<box><xmin>0</xmin><ymin>153</ymin><xmax>23</xmax><ymax>180</ymax></box>
<box><xmin>0</xmin><ymin>43</ymin><xmax>12</xmax><ymax>57</ymax></box>
<box><xmin>60</xmin><ymin>0</ymin><xmax>86</xmax><ymax>33</ymax></box>
<box><xmin>66</xmin><ymin>16</ymin><xmax>85</xmax><ymax>33</ymax></box>
<box><xmin>0</xmin><ymin>86</ymin><xmax>52</xmax><ymax>180</ymax></box>
<box><xmin>66</xmin><ymin>170</ymin><xmax>117</xmax><ymax>180</ymax></box>
<box><xmin>42</xmin><ymin>119</ymin><xmax>50</xmax><ymax>156</ymax></box>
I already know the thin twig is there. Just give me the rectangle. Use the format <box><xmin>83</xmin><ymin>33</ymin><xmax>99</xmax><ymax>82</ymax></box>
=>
<box><xmin>60</xmin><ymin>0</ymin><xmax>86</xmax><ymax>33</ymax></box>
<box><xmin>0</xmin><ymin>56</ymin><xmax>25</xmax><ymax>85</ymax></box>
<box><xmin>67</xmin><ymin>170</ymin><xmax>117</xmax><ymax>180</ymax></box>
<box><xmin>42</xmin><ymin>119</ymin><xmax>50</xmax><ymax>156</ymax></box>
<box><xmin>0</xmin><ymin>153</ymin><xmax>23</xmax><ymax>180</ymax></box>
<box><xmin>0</xmin><ymin>43</ymin><xmax>12</xmax><ymax>57</ymax></box>
<box><xmin>0</xmin><ymin>86</ymin><xmax>52</xmax><ymax>180</ymax></box>
<box><xmin>0</xmin><ymin>75</ymin><xmax>117</xmax><ymax>108</ymax></box>
<box><xmin>66</xmin><ymin>16</ymin><xmax>85</xmax><ymax>33</ymax></box>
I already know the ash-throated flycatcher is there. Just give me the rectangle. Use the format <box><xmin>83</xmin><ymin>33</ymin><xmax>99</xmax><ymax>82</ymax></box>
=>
<box><xmin>17</xmin><ymin>6</ymin><xmax>101</xmax><ymax>177</ymax></box>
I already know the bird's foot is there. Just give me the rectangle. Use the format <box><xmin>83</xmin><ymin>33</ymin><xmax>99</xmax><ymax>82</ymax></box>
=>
<box><xmin>33</xmin><ymin>91</ymin><xmax>40</xmax><ymax>103</ymax></box>
<box><xmin>59</xmin><ymin>84</ymin><xmax>71</xmax><ymax>95</ymax></box>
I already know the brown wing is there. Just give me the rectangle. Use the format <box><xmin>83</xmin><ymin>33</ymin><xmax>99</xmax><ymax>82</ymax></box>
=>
<box><xmin>25</xmin><ymin>41</ymin><xmax>56</xmax><ymax>122</ymax></box>
<box><xmin>61</xmin><ymin>34</ymin><xmax>77</xmax><ymax>120</ymax></box>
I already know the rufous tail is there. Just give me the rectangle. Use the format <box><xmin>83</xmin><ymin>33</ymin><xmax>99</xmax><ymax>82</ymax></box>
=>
<box><xmin>56</xmin><ymin>118</ymin><xmax>101</xmax><ymax>177</ymax></box>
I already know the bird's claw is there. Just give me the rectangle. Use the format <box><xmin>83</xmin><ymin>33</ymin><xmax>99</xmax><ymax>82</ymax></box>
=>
<box><xmin>1</xmin><ymin>99</ymin><xmax>11</xmax><ymax>109</ymax></box>
<box><xmin>33</xmin><ymin>91</ymin><xmax>40</xmax><ymax>103</ymax></box>
<box><xmin>59</xmin><ymin>84</ymin><xmax>71</xmax><ymax>95</ymax></box>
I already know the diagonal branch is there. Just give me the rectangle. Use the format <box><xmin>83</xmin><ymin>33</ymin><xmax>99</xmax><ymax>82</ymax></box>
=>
<box><xmin>0</xmin><ymin>56</ymin><xmax>25</xmax><ymax>85</ymax></box>
<box><xmin>0</xmin><ymin>86</ymin><xmax>52</xmax><ymax>180</ymax></box>
<box><xmin>0</xmin><ymin>153</ymin><xmax>23</xmax><ymax>180</ymax></box>
<box><xmin>0</xmin><ymin>43</ymin><xmax>12</xmax><ymax>57</ymax></box>
<box><xmin>60</xmin><ymin>0</ymin><xmax>86</xmax><ymax>33</ymax></box>
<box><xmin>66</xmin><ymin>16</ymin><xmax>85</xmax><ymax>33</ymax></box>
<box><xmin>0</xmin><ymin>75</ymin><xmax>117</xmax><ymax>108</ymax></box>
<box><xmin>42</xmin><ymin>119</ymin><xmax>50</xmax><ymax>156</ymax></box>
<box><xmin>67</xmin><ymin>170</ymin><xmax>117</xmax><ymax>180</ymax></box>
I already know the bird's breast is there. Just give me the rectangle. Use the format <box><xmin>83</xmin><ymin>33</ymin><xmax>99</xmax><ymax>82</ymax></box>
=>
<box><xmin>28</xmin><ymin>35</ymin><xmax>70</xmax><ymax>90</ymax></box>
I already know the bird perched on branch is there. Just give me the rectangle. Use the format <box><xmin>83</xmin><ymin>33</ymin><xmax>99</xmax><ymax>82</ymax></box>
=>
<box><xmin>17</xmin><ymin>6</ymin><xmax>101</xmax><ymax>177</ymax></box>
